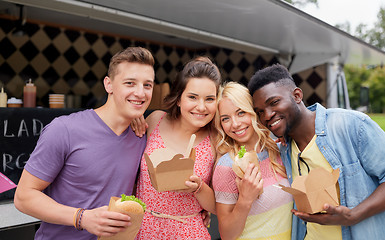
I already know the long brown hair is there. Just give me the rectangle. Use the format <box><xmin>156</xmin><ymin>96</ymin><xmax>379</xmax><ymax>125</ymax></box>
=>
<box><xmin>163</xmin><ymin>56</ymin><xmax>222</xmax><ymax>119</ymax></box>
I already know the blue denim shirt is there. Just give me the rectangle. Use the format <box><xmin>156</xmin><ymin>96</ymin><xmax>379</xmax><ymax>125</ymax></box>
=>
<box><xmin>280</xmin><ymin>103</ymin><xmax>385</xmax><ymax>240</ymax></box>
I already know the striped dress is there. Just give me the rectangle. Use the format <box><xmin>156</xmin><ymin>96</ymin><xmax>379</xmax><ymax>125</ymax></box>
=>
<box><xmin>213</xmin><ymin>151</ymin><xmax>293</xmax><ymax>240</ymax></box>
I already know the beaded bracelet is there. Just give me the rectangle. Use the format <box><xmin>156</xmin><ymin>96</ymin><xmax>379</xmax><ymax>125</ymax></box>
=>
<box><xmin>76</xmin><ymin>208</ymin><xmax>85</xmax><ymax>231</ymax></box>
<box><xmin>193</xmin><ymin>180</ymin><xmax>203</xmax><ymax>194</ymax></box>
<box><xmin>73</xmin><ymin>208</ymin><xmax>82</xmax><ymax>229</ymax></box>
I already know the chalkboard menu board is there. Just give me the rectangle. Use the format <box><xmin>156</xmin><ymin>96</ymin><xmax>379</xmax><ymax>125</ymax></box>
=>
<box><xmin>0</xmin><ymin>108</ymin><xmax>81</xmax><ymax>201</ymax></box>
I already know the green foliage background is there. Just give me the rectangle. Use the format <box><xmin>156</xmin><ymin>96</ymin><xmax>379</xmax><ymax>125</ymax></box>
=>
<box><xmin>344</xmin><ymin>7</ymin><xmax>385</xmax><ymax>113</ymax></box>
<box><xmin>337</xmin><ymin>5</ymin><xmax>385</xmax><ymax>113</ymax></box>
<box><xmin>368</xmin><ymin>114</ymin><xmax>385</xmax><ymax>131</ymax></box>
<box><xmin>285</xmin><ymin>1</ymin><xmax>385</xmax><ymax>112</ymax></box>
<box><xmin>345</xmin><ymin>66</ymin><xmax>385</xmax><ymax>113</ymax></box>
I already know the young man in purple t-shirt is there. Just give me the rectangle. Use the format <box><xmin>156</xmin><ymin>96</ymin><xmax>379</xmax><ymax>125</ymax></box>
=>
<box><xmin>14</xmin><ymin>47</ymin><xmax>155</xmax><ymax>240</ymax></box>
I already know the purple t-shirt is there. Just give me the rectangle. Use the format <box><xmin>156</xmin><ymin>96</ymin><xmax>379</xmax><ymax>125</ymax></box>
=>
<box><xmin>25</xmin><ymin>109</ymin><xmax>146</xmax><ymax>240</ymax></box>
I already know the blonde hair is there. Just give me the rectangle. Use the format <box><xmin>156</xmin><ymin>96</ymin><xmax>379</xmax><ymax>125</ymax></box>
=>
<box><xmin>214</xmin><ymin>81</ymin><xmax>286</xmax><ymax>177</ymax></box>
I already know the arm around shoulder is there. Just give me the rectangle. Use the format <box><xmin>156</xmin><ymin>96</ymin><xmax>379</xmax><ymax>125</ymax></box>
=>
<box><xmin>145</xmin><ymin>110</ymin><xmax>166</xmax><ymax>135</ymax></box>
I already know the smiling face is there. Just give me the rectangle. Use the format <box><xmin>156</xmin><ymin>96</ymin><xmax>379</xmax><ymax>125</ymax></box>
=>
<box><xmin>178</xmin><ymin>77</ymin><xmax>217</xmax><ymax>129</ymax></box>
<box><xmin>105</xmin><ymin>61</ymin><xmax>154</xmax><ymax>121</ymax></box>
<box><xmin>252</xmin><ymin>82</ymin><xmax>301</xmax><ymax>138</ymax></box>
<box><xmin>218</xmin><ymin>97</ymin><xmax>257</xmax><ymax>149</ymax></box>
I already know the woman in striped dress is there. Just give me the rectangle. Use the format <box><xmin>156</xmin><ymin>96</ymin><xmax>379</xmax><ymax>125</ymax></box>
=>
<box><xmin>212</xmin><ymin>82</ymin><xmax>293</xmax><ymax>240</ymax></box>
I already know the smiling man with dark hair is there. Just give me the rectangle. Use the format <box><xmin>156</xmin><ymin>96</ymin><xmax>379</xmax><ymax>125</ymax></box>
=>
<box><xmin>248</xmin><ymin>63</ymin><xmax>385</xmax><ymax>240</ymax></box>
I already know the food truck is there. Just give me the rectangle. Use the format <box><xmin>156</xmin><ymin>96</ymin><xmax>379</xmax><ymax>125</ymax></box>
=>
<box><xmin>1</xmin><ymin>0</ymin><xmax>384</xmax><ymax>238</ymax></box>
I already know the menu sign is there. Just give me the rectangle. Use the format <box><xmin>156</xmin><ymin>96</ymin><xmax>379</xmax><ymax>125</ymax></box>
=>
<box><xmin>0</xmin><ymin>108</ymin><xmax>79</xmax><ymax>201</ymax></box>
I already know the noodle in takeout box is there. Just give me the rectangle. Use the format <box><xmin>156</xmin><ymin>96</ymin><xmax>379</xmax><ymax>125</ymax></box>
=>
<box><xmin>274</xmin><ymin>167</ymin><xmax>340</xmax><ymax>214</ymax></box>
<box><xmin>144</xmin><ymin>134</ymin><xmax>196</xmax><ymax>192</ymax></box>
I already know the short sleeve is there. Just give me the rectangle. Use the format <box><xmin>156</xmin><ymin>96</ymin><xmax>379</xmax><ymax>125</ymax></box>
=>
<box><xmin>24</xmin><ymin>117</ymin><xmax>70</xmax><ymax>183</ymax></box>
<box><xmin>212</xmin><ymin>154</ymin><xmax>239</xmax><ymax>205</ymax></box>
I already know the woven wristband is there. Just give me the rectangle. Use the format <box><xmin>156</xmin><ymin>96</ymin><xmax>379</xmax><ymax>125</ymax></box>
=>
<box><xmin>73</xmin><ymin>208</ymin><xmax>81</xmax><ymax>229</ymax></box>
<box><xmin>76</xmin><ymin>208</ymin><xmax>85</xmax><ymax>231</ymax></box>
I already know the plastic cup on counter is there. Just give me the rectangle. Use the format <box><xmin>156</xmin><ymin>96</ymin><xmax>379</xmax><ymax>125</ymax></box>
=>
<box><xmin>49</xmin><ymin>94</ymin><xmax>65</xmax><ymax>108</ymax></box>
<box><xmin>7</xmin><ymin>97</ymin><xmax>23</xmax><ymax>108</ymax></box>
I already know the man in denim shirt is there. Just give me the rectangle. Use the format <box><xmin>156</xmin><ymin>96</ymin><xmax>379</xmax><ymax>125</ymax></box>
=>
<box><xmin>248</xmin><ymin>64</ymin><xmax>385</xmax><ymax>240</ymax></box>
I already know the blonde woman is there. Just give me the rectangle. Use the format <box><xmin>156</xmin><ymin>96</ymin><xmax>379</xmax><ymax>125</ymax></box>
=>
<box><xmin>212</xmin><ymin>81</ymin><xmax>293</xmax><ymax>240</ymax></box>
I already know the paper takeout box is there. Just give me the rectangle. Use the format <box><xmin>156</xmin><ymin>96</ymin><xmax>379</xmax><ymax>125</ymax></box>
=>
<box><xmin>144</xmin><ymin>148</ymin><xmax>195</xmax><ymax>192</ymax></box>
<box><xmin>279</xmin><ymin>167</ymin><xmax>340</xmax><ymax>214</ymax></box>
<box><xmin>98</xmin><ymin>197</ymin><xmax>144</xmax><ymax>240</ymax></box>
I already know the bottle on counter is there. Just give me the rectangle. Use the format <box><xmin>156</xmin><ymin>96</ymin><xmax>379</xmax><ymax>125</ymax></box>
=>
<box><xmin>23</xmin><ymin>79</ymin><xmax>36</xmax><ymax>108</ymax></box>
<box><xmin>0</xmin><ymin>87</ymin><xmax>7</xmax><ymax>107</ymax></box>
